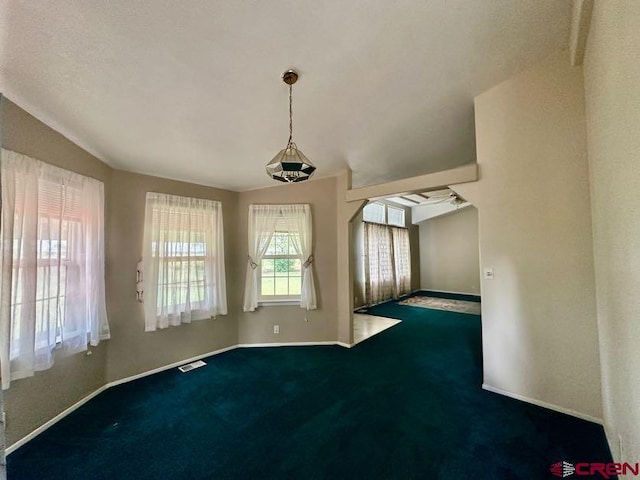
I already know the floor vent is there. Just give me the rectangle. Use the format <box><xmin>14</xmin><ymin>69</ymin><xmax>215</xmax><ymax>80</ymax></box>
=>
<box><xmin>178</xmin><ymin>360</ymin><xmax>207</xmax><ymax>373</ymax></box>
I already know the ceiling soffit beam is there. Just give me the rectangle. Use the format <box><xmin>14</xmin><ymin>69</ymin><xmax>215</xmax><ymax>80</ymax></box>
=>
<box><xmin>403</xmin><ymin>193</ymin><xmax>431</xmax><ymax>203</ymax></box>
<box><xmin>345</xmin><ymin>163</ymin><xmax>478</xmax><ymax>203</ymax></box>
<box><xmin>387</xmin><ymin>196</ymin><xmax>420</xmax><ymax>207</ymax></box>
<box><xmin>570</xmin><ymin>0</ymin><xmax>594</xmax><ymax>66</ymax></box>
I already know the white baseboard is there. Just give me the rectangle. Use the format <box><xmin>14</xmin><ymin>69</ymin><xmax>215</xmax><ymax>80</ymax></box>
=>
<box><xmin>237</xmin><ymin>341</ymin><xmax>340</xmax><ymax>348</ymax></box>
<box><xmin>336</xmin><ymin>342</ymin><xmax>353</xmax><ymax>349</ymax></box>
<box><xmin>6</xmin><ymin>384</ymin><xmax>109</xmax><ymax>455</ymax></box>
<box><xmin>420</xmin><ymin>288</ymin><xmax>480</xmax><ymax>297</ymax></box>
<box><xmin>106</xmin><ymin>345</ymin><xmax>239</xmax><ymax>388</ymax></box>
<box><xmin>482</xmin><ymin>383</ymin><xmax>603</xmax><ymax>425</ymax></box>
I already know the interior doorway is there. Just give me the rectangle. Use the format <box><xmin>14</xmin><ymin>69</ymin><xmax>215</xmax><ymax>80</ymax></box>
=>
<box><xmin>350</xmin><ymin>188</ymin><xmax>480</xmax><ymax>344</ymax></box>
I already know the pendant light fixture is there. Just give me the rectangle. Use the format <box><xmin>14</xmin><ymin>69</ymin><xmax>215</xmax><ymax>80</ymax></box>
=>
<box><xmin>265</xmin><ymin>69</ymin><xmax>316</xmax><ymax>183</ymax></box>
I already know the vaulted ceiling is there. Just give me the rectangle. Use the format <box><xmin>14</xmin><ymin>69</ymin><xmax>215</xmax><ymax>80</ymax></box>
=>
<box><xmin>0</xmin><ymin>1</ymin><xmax>571</xmax><ymax>191</ymax></box>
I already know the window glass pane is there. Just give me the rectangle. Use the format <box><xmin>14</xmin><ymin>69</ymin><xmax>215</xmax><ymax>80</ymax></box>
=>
<box><xmin>363</xmin><ymin>202</ymin><xmax>386</xmax><ymax>224</ymax></box>
<box><xmin>262</xmin><ymin>259</ymin><xmax>275</xmax><ymax>275</ymax></box>
<box><xmin>155</xmin><ymin>256</ymin><xmax>208</xmax><ymax>309</ymax></box>
<box><xmin>273</xmin><ymin>233</ymin><xmax>288</xmax><ymax>255</ymax></box>
<box><xmin>188</xmin><ymin>261</ymin><xmax>205</xmax><ymax>302</ymax></box>
<box><xmin>387</xmin><ymin>206</ymin><xmax>405</xmax><ymax>227</ymax></box>
<box><xmin>288</xmin><ymin>234</ymin><xmax>300</xmax><ymax>255</ymax></box>
<box><xmin>190</xmin><ymin>241</ymin><xmax>206</xmax><ymax>256</ymax></box>
<box><xmin>261</xmin><ymin>230</ymin><xmax>303</xmax><ymax>299</ymax></box>
<box><xmin>265</xmin><ymin>238</ymin><xmax>277</xmax><ymax>255</ymax></box>
<box><xmin>275</xmin><ymin>277</ymin><xmax>289</xmax><ymax>295</ymax></box>
<box><xmin>274</xmin><ymin>258</ymin><xmax>293</xmax><ymax>276</ymax></box>
<box><xmin>261</xmin><ymin>277</ymin><xmax>275</xmax><ymax>296</ymax></box>
<box><xmin>290</xmin><ymin>259</ymin><xmax>301</xmax><ymax>274</ymax></box>
<box><xmin>195</xmin><ymin>261</ymin><xmax>205</xmax><ymax>280</ymax></box>
<box><xmin>289</xmin><ymin>277</ymin><xmax>301</xmax><ymax>295</ymax></box>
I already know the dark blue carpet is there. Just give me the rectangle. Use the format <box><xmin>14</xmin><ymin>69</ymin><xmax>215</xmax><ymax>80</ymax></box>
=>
<box><xmin>8</xmin><ymin>297</ymin><xmax>613</xmax><ymax>479</ymax></box>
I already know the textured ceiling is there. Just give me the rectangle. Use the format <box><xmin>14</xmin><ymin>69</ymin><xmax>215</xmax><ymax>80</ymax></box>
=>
<box><xmin>0</xmin><ymin>1</ymin><xmax>571</xmax><ymax>191</ymax></box>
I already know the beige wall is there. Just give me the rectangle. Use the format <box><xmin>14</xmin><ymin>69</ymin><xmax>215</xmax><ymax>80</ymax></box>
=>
<box><xmin>418</xmin><ymin>207</ymin><xmax>480</xmax><ymax>295</ymax></box>
<box><xmin>0</xmin><ymin>98</ymin><xmax>110</xmax><ymax>445</ymax></box>
<box><xmin>0</xmin><ymin>98</ymin><xmax>241</xmax><ymax>445</ymax></box>
<box><xmin>0</xmin><ymin>98</ymin><xmax>112</xmax><ymax>183</ymax></box>
<box><xmin>105</xmin><ymin>170</ymin><xmax>239</xmax><ymax>382</ymax></box>
<box><xmin>236</xmin><ymin>178</ymin><xmax>338</xmax><ymax>344</ymax></box>
<box><xmin>583</xmin><ymin>1</ymin><xmax>640</xmax><ymax>462</ymax></box>
<box><xmin>454</xmin><ymin>50</ymin><xmax>602</xmax><ymax>420</ymax></box>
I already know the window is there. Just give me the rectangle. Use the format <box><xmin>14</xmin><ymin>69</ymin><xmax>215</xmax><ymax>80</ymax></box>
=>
<box><xmin>153</xmin><ymin>233</ymin><xmax>207</xmax><ymax>308</ymax></box>
<box><xmin>259</xmin><ymin>228</ymin><xmax>302</xmax><ymax>300</ymax></box>
<box><xmin>363</xmin><ymin>202</ymin><xmax>406</xmax><ymax>227</ymax></box>
<box><xmin>387</xmin><ymin>206</ymin><xmax>405</xmax><ymax>227</ymax></box>
<box><xmin>142</xmin><ymin>193</ymin><xmax>227</xmax><ymax>331</ymax></box>
<box><xmin>243</xmin><ymin>204</ymin><xmax>317</xmax><ymax>311</ymax></box>
<box><xmin>363</xmin><ymin>223</ymin><xmax>412</xmax><ymax>305</ymax></box>
<box><xmin>0</xmin><ymin>149</ymin><xmax>110</xmax><ymax>389</ymax></box>
<box><xmin>362</xmin><ymin>202</ymin><xmax>411</xmax><ymax>306</ymax></box>
<box><xmin>363</xmin><ymin>202</ymin><xmax>386</xmax><ymax>224</ymax></box>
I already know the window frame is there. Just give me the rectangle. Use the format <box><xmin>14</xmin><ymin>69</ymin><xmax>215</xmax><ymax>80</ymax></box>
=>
<box><xmin>142</xmin><ymin>191</ymin><xmax>227</xmax><ymax>331</ymax></box>
<box><xmin>386</xmin><ymin>205</ymin><xmax>406</xmax><ymax>227</ymax></box>
<box><xmin>154</xmin><ymin>252</ymin><xmax>208</xmax><ymax>312</ymax></box>
<box><xmin>363</xmin><ymin>202</ymin><xmax>406</xmax><ymax>227</ymax></box>
<box><xmin>0</xmin><ymin>148</ymin><xmax>110</xmax><ymax>390</ymax></box>
<box><xmin>257</xmin><ymin>230</ymin><xmax>303</xmax><ymax>305</ymax></box>
<box><xmin>151</xmin><ymin>235</ymin><xmax>208</xmax><ymax>312</ymax></box>
<box><xmin>363</xmin><ymin>202</ymin><xmax>387</xmax><ymax>224</ymax></box>
<box><xmin>12</xmin><ymin>189</ymin><xmax>85</xmax><ymax>351</ymax></box>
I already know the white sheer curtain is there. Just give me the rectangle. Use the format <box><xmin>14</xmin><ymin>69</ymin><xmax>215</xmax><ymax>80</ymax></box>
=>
<box><xmin>282</xmin><ymin>205</ymin><xmax>316</xmax><ymax>310</ymax></box>
<box><xmin>0</xmin><ymin>149</ymin><xmax>110</xmax><ymax>390</ymax></box>
<box><xmin>243</xmin><ymin>205</ymin><xmax>281</xmax><ymax>312</ymax></box>
<box><xmin>391</xmin><ymin>226</ymin><xmax>411</xmax><ymax>296</ymax></box>
<box><xmin>364</xmin><ymin>222</ymin><xmax>396</xmax><ymax>305</ymax></box>
<box><xmin>364</xmin><ymin>222</ymin><xmax>412</xmax><ymax>305</ymax></box>
<box><xmin>143</xmin><ymin>193</ymin><xmax>226</xmax><ymax>331</ymax></box>
<box><xmin>243</xmin><ymin>204</ymin><xmax>317</xmax><ymax>311</ymax></box>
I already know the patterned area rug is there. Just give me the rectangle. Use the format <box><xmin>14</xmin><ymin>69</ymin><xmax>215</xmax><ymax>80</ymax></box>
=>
<box><xmin>399</xmin><ymin>295</ymin><xmax>481</xmax><ymax>315</ymax></box>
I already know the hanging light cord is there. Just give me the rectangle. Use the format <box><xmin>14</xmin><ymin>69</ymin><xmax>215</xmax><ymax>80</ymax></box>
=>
<box><xmin>287</xmin><ymin>83</ymin><xmax>293</xmax><ymax>147</ymax></box>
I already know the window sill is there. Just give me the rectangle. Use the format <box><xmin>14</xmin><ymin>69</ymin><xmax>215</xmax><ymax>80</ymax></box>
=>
<box><xmin>258</xmin><ymin>299</ymin><xmax>301</xmax><ymax>307</ymax></box>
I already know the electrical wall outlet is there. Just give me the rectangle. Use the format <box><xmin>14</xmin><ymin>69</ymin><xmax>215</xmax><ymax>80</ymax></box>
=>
<box><xmin>273</xmin><ymin>325</ymin><xmax>280</xmax><ymax>334</ymax></box>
